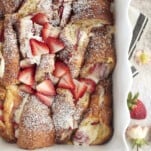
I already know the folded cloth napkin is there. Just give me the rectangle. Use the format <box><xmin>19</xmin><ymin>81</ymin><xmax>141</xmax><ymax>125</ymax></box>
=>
<box><xmin>129</xmin><ymin>6</ymin><xmax>149</xmax><ymax>77</ymax></box>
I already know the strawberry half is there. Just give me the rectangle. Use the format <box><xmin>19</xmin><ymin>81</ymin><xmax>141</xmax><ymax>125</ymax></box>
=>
<box><xmin>18</xmin><ymin>67</ymin><xmax>35</xmax><ymax>86</ymax></box>
<box><xmin>0</xmin><ymin>115</ymin><xmax>3</xmax><ymax>121</ymax></box>
<box><xmin>46</xmin><ymin>37</ymin><xmax>65</xmax><ymax>54</ymax></box>
<box><xmin>127</xmin><ymin>92</ymin><xmax>147</xmax><ymax>120</ymax></box>
<box><xmin>36</xmin><ymin>79</ymin><xmax>56</xmax><ymax>96</ymax></box>
<box><xmin>36</xmin><ymin>92</ymin><xmax>54</xmax><ymax>107</ymax></box>
<box><xmin>41</xmin><ymin>23</ymin><xmax>60</xmax><ymax>41</ymax></box>
<box><xmin>0</xmin><ymin>101</ymin><xmax>3</xmax><ymax>109</ymax></box>
<box><xmin>41</xmin><ymin>23</ymin><xmax>51</xmax><ymax>41</ymax></box>
<box><xmin>31</xmin><ymin>13</ymin><xmax>49</xmax><ymax>25</ymax></box>
<box><xmin>79</xmin><ymin>78</ymin><xmax>96</xmax><ymax>93</ymax></box>
<box><xmin>19</xmin><ymin>84</ymin><xmax>35</xmax><ymax>94</ymax></box>
<box><xmin>30</xmin><ymin>39</ymin><xmax>49</xmax><ymax>56</ymax></box>
<box><xmin>58</xmin><ymin>71</ymin><xmax>75</xmax><ymax>90</ymax></box>
<box><xmin>53</xmin><ymin>61</ymin><xmax>69</xmax><ymax>78</ymax></box>
<box><xmin>71</xmin><ymin>79</ymin><xmax>87</xmax><ymax>100</ymax></box>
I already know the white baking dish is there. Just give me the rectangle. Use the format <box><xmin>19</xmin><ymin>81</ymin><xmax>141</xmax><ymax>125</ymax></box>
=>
<box><xmin>0</xmin><ymin>0</ymin><xmax>132</xmax><ymax>150</ymax></box>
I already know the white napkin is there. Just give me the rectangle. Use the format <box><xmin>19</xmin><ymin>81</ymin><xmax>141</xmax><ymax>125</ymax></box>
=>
<box><xmin>129</xmin><ymin>6</ymin><xmax>149</xmax><ymax>77</ymax></box>
<box><xmin>128</xmin><ymin>6</ymin><xmax>151</xmax><ymax>151</ymax></box>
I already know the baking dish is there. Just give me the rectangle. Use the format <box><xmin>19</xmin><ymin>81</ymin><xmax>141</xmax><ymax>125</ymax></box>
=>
<box><xmin>0</xmin><ymin>0</ymin><xmax>132</xmax><ymax>150</ymax></box>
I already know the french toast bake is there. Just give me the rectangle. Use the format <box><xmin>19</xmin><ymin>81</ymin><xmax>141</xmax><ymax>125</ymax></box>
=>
<box><xmin>0</xmin><ymin>0</ymin><xmax>116</xmax><ymax>149</ymax></box>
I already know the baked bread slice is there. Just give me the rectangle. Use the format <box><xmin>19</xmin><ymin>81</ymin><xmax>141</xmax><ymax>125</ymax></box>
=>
<box><xmin>35</xmin><ymin>54</ymin><xmax>55</xmax><ymax>82</ymax></box>
<box><xmin>58</xmin><ymin>23</ymin><xmax>91</xmax><ymax>78</ymax></box>
<box><xmin>52</xmin><ymin>88</ymin><xmax>76</xmax><ymax>143</ymax></box>
<box><xmin>17</xmin><ymin>95</ymin><xmax>55</xmax><ymax>149</ymax></box>
<box><xmin>51</xmin><ymin>0</ymin><xmax>73</xmax><ymax>27</ymax></box>
<box><xmin>1</xmin><ymin>0</ymin><xmax>23</xmax><ymax>14</ymax></box>
<box><xmin>71</xmin><ymin>0</ymin><xmax>113</xmax><ymax>25</ymax></box>
<box><xmin>1</xmin><ymin>85</ymin><xmax>21</xmax><ymax>142</ymax></box>
<box><xmin>0</xmin><ymin>86</ymin><xmax>5</xmax><ymax>101</ymax></box>
<box><xmin>52</xmin><ymin>88</ymin><xmax>90</xmax><ymax>143</ymax></box>
<box><xmin>0</xmin><ymin>15</ymin><xmax>20</xmax><ymax>87</ymax></box>
<box><xmin>73</xmin><ymin>79</ymin><xmax>113</xmax><ymax>145</ymax></box>
<box><xmin>80</xmin><ymin>26</ymin><xmax>116</xmax><ymax>83</ymax></box>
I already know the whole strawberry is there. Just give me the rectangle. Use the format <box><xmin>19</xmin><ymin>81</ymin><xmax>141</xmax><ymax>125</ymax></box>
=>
<box><xmin>127</xmin><ymin>92</ymin><xmax>147</xmax><ymax>120</ymax></box>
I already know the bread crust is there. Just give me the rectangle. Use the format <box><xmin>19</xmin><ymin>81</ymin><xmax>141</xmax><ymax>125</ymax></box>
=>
<box><xmin>17</xmin><ymin>95</ymin><xmax>55</xmax><ymax>149</ymax></box>
<box><xmin>73</xmin><ymin>79</ymin><xmax>113</xmax><ymax>145</ymax></box>
<box><xmin>1</xmin><ymin>85</ymin><xmax>21</xmax><ymax>142</ymax></box>
<box><xmin>52</xmin><ymin>88</ymin><xmax>90</xmax><ymax>143</ymax></box>
<box><xmin>0</xmin><ymin>15</ymin><xmax>20</xmax><ymax>87</ymax></box>
<box><xmin>80</xmin><ymin>26</ymin><xmax>116</xmax><ymax>82</ymax></box>
<box><xmin>1</xmin><ymin>0</ymin><xmax>23</xmax><ymax>14</ymax></box>
<box><xmin>71</xmin><ymin>0</ymin><xmax>113</xmax><ymax>25</ymax></box>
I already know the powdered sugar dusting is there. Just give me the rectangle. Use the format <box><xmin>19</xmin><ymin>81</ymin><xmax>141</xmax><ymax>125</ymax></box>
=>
<box><xmin>40</xmin><ymin>54</ymin><xmax>55</xmax><ymax>73</ymax></box>
<box><xmin>52</xmin><ymin>89</ymin><xmax>76</xmax><ymax>130</ymax></box>
<box><xmin>21</xmin><ymin>95</ymin><xmax>54</xmax><ymax>132</ymax></box>
<box><xmin>3</xmin><ymin>19</ymin><xmax>18</xmax><ymax>58</ymax></box>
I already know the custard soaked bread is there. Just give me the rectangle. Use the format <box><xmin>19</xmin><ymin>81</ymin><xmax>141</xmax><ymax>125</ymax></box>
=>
<box><xmin>0</xmin><ymin>0</ymin><xmax>115</xmax><ymax>149</ymax></box>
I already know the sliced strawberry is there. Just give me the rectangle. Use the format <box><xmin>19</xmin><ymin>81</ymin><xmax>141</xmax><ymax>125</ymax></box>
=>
<box><xmin>20</xmin><ymin>58</ymin><xmax>35</xmax><ymax>68</ymax></box>
<box><xmin>31</xmin><ymin>13</ymin><xmax>49</xmax><ymax>25</ymax></box>
<box><xmin>58</xmin><ymin>72</ymin><xmax>75</xmax><ymax>90</ymax></box>
<box><xmin>0</xmin><ymin>102</ymin><xmax>3</xmax><ymax>110</ymax></box>
<box><xmin>71</xmin><ymin>79</ymin><xmax>87</xmax><ymax>100</ymax></box>
<box><xmin>18</xmin><ymin>67</ymin><xmax>35</xmax><ymax>86</ymax></box>
<box><xmin>46</xmin><ymin>37</ymin><xmax>65</xmax><ymax>54</ymax></box>
<box><xmin>19</xmin><ymin>84</ymin><xmax>35</xmax><ymax>94</ymax></box>
<box><xmin>41</xmin><ymin>23</ymin><xmax>60</xmax><ymax>41</ymax></box>
<box><xmin>13</xmin><ymin>122</ymin><xmax>19</xmax><ymax>129</ymax></box>
<box><xmin>36</xmin><ymin>79</ymin><xmax>56</xmax><ymax>96</ymax></box>
<box><xmin>36</xmin><ymin>92</ymin><xmax>54</xmax><ymax>107</ymax></box>
<box><xmin>41</xmin><ymin>25</ymin><xmax>51</xmax><ymax>41</ymax></box>
<box><xmin>79</xmin><ymin>78</ymin><xmax>96</xmax><ymax>93</ymax></box>
<box><xmin>0</xmin><ymin>115</ymin><xmax>3</xmax><ymax>121</ymax></box>
<box><xmin>53</xmin><ymin>61</ymin><xmax>69</xmax><ymax>78</ymax></box>
<box><xmin>30</xmin><ymin>39</ymin><xmax>49</xmax><ymax>56</ymax></box>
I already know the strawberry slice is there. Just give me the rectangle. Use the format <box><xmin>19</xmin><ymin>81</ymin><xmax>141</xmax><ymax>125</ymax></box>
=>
<box><xmin>30</xmin><ymin>39</ymin><xmax>49</xmax><ymax>56</ymax></box>
<box><xmin>46</xmin><ymin>37</ymin><xmax>65</xmax><ymax>54</ymax></box>
<box><xmin>71</xmin><ymin>79</ymin><xmax>87</xmax><ymax>100</ymax></box>
<box><xmin>13</xmin><ymin>122</ymin><xmax>19</xmax><ymax>129</ymax></box>
<box><xmin>58</xmin><ymin>71</ymin><xmax>75</xmax><ymax>90</ymax></box>
<box><xmin>41</xmin><ymin>24</ymin><xmax>51</xmax><ymax>41</ymax></box>
<box><xmin>36</xmin><ymin>79</ymin><xmax>56</xmax><ymax>96</ymax></box>
<box><xmin>36</xmin><ymin>92</ymin><xmax>54</xmax><ymax>107</ymax></box>
<box><xmin>19</xmin><ymin>84</ymin><xmax>35</xmax><ymax>94</ymax></box>
<box><xmin>0</xmin><ymin>102</ymin><xmax>3</xmax><ymax>110</ymax></box>
<box><xmin>0</xmin><ymin>115</ymin><xmax>3</xmax><ymax>121</ymax></box>
<box><xmin>53</xmin><ymin>61</ymin><xmax>69</xmax><ymax>78</ymax></box>
<box><xmin>79</xmin><ymin>78</ymin><xmax>96</xmax><ymax>93</ymax></box>
<box><xmin>18</xmin><ymin>67</ymin><xmax>35</xmax><ymax>86</ymax></box>
<box><xmin>31</xmin><ymin>13</ymin><xmax>49</xmax><ymax>25</ymax></box>
<box><xmin>41</xmin><ymin>23</ymin><xmax>60</xmax><ymax>41</ymax></box>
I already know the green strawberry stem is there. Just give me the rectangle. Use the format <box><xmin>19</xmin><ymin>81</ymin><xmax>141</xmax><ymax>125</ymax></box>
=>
<box><xmin>132</xmin><ymin>138</ymin><xmax>147</xmax><ymax>151</ymax></box>
<box><xmin>127</xmin><ymin>92</ymin><xmax>139</xmax><ymax>110</ymax></box>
